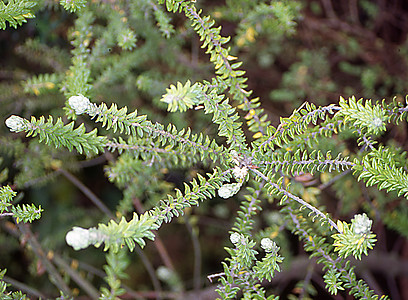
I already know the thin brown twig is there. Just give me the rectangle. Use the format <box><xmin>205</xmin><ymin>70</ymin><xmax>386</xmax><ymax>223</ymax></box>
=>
<box><xmin>16</xmin><ymin>223</ymin><xmax>72</xmax><ymax>296</ymax></box>
<box><xmin>3</xmin><ymin>275</ymin><xmax>47</xmax><ymax>299</ymax></box>
<box><xmin>52</xmin><ymin>255</ymin><xmax>100</xmax><ymax>299</ymax></box>
<box><xmin>57</xmin><ymin>168</ymin><xmax>114</xmax><ymax>218</ymax></box>
<box><xmin>185</xmin><ymin>216</ymin><xmax>202</xmax><ymax>293</ymax></box>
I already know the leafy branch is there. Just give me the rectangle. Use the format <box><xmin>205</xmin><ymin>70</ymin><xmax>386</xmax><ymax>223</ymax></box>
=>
<box><xmin>0</xmin><ymin>185</ymin><xmax>42</xmax><ymax>223</ymax></box>
<box><xmin>0</xmin><ymin>0</ymin><xmax>36</xmax><ymax>30</ymax></box>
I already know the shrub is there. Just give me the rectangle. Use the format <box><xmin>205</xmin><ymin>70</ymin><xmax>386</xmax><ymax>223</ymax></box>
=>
<box><xmin>1</xmin><ymin>0</ymin><xmax>407</xmax><ymax>299</ymax></box>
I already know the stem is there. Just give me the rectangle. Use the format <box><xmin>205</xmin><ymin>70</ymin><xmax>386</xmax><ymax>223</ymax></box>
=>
<box><xmin>52</xmin><ymin>255</ymin><xmax>100</xmax><ymax>299</ymax></box>
<box><xmin>249</xmin><ymin>168</ymin><xmax>340</xmax><ymax>232</ymax></box>
<box><xmin>0</xmin><ymin>212</ymin><xmax>14</xmax><ymax>218</ymax></box>
<box><xmin>185</xmin><ymin>216</ymin><xmax>202</xmax><ymax>292</ymax></box>
<box><xmin>3</xmin><ymin>275</ymin><xmax>47</xmax><ymax>299</ymax></box>
<box><xmin>57</xmin><ymin>168</ymin><xmax>114</xmax><ymax>218</ymax></box>
<box><xmin>135</xmin><ymin>246</ymin><xmax>163</xmax><ymax>300</ymax></box>
<box><xmin>299</xmin><ymin>262</ymin><xmax>314</xmax><ymax>300</ymax></box>
<box><xmin>16</xmin><ymin>223</ymin><xmax>72</xmax><ymax>296</ymax></box>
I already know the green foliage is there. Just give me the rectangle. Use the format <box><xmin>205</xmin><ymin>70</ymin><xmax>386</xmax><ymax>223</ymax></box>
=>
<box><xmin>323</xmin><ymin>268</ymin><xmax>345</xmax><ymax>295</ymax></box>
<box><xmin>0</xmin><ymin>185</ymin><xmax>16</xmax><ymax>210</ymax></box>
<box><xmin>0</xmin><ymin>0</ymin><xmax>36</xmax><ymax>30</ymax></box>
<box><xmin>0</xmin><ymin>269</ymin><xmax>28</xmax><ymax>300</ymax></box>
<box><xmin>0</xmin><ymin>185</ymin><xmax>42</xmax><ymax>223</ymax></box>
<box><xmin>217</xmin><ymin>233</ymin><xmax>283</xmax><ymax>299</ymax></box>
<box><xmin>160</xmin><ymin>80</ymin><xmax>203</xmax><ymax>112</ymax></box>
<box><xmin>253</xmin><ymin>241</ymin><xmax>283</xmax><ymax>282</ymax></box>
<box><xmin>284</xmin><ymin>205</ymin><xmax>387</xmax><ymax>299</ymax></box>
<box><xmin>6</xmin><ymin>115</ymin><xmax>106</xmax><ymax>156</ymax></box>
<box><xmin>117</xmin><ymin>28</ymin><xmax>137</xmax><ymax>51</ymax></box>
<box><xmin>23</xmin><ymin>73</ymin><xmax>60</xmax><ymax>96</ymax></box>
<box><xmin>353</xmin><ymin>146</ymin><xmax>408</xmax><ymax>198</ymax></box>
<box><xmin>332</xmin><ymin>216</ymin><xmax>377</xmax><ymax>260</ymax></box>
<box><xmin>10</xmin><ymin>203</ymin><xmax>42</xmax><ymax>223</ymax></box>
<box><xmin>59</xmin><ymin>0</ymin><xmax>86</xmax><ymax>13</ymax></box>
<box><xmin>97</xmin><ymin>212</ymin><xmax>158</xmax><ymax>252</ymax></box>
<box><xmin>182</xmin><ymin>2</ymin><xmax>270</xmax><ymax>136</ymax></box>
<box><xmin>337</xmin><ymin>96</ymin><xmax>388</xmax><ymax>135</ymax></box>
<box><xmin>235</xmin><ymin>1</ymin><xmax>299</xmax><ymax>47</ymax></box>
<box><xmin>1</xmin><ymin>0</ymin><xmax>407</xmax><ymax>298</ymax></box>
<box><xmin>99</xmin><ymin>250</ymin><xmax>129</xmax><ymax>299</ymax></box>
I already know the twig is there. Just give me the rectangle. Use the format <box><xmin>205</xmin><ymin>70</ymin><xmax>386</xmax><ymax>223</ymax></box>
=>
<box><xmin>317</xmin><ymin>169</ymin><xmax>351</xmax><ymax>190</ymax></box>
<box><xmin>0</xmin><ymin>212</ymin><xmax>14</xmax><ymax>218</ymax></box>
<box><xmin>57</xmin><ymin>168</ymin><xmax>114</xmax><ymax>218</ymax></box>
<box><xmin>52</xmin><ymin>255</ymin><xmax>100</xmax><ymax>299</ymax></box>
<box><xmin>321</xmin><ymin>0</ymin><xmax>337</xmax><ymax>19</ymax></box>
<box><xmin>299</xmin><ymin>262</ymin><xmax>314</xmax><ymax>300</ymax></box>
<box><xmin>249</xmin><ymin>168</ymin><xmax>340</xmax><ymax>232</ymax></box>
<box><xmin>185</xmin><ymin>216</ymin><xmax>202</xmax><ymax>292</ymax></box>
<box><xmin>135</xmin><ymin>246</ymin><xmax>163</xmax><ymax>300</ymax></box>
<box><xmin>16</xmin><ymin>223</ymin><xmax>72</xmax><ymax>296</ymax></box>
<box><xmin>59</xmin><ymin>254</ymin><xmax>145</xmax><ymax>300</ymax></box>
<box><xmin>3</xmin><ymin>275</ymin><xmax>47</xmax><ymax>299</ymax></box>
<box><xmin>207</xmin><ymin>272</ymin><xmax>225</xmax><ymax>283</ymax></box>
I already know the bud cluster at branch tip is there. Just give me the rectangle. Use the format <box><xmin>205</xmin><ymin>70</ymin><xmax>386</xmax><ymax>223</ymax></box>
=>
<box><xmin>233</xmin><ymin>165</ymin><xmax>248</xmax><ymax>180</ymax></box>
<box><xmin>351</xmin><ymin>213</ymin><xmax>373</xmax><ymax>235</ymax></box>
<box><xmin>218</xmin><ymin>183</ymin><xmax>242</xmax><ymax>199</ymax></box>
<box><xmin>5</xmin><ymin>115</ymin><xmax>26</xmax><ymax>132</ymax></box>
<box><xmin>68</xmin><ymin>94</ymin><xmax>91</xmax><ymax>115</ymax></box>
<box><xmin>261</xmin><ymin>237</ymin><xmax>278</xmax><ymax>253</ymax></box>
<box><xmin>230</xmin><ymin>232</ymin><xmax>241</xmax><ymax>245</ymax></box>
<box><xmin>65</xmin><ymin>226</ymin><xmax>97</xmax><ymax>250</ymax></box>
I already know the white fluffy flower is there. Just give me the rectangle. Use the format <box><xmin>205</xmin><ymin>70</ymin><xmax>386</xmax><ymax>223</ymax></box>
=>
<box><xmin>65</xmin><ymin>227</ymin><xmax>92</xmax><ymax>250</ymax></box>
<box><xmin>232</xmin><ymin>165</ymin><xmax>248</xmax><ymax>180</ymax></box>
<box><xmin>5</xmin><ymin>115</ymin><xmax>26</xmax><ymax>132</ymax></box>
<box><xmin>351</xmin><ymin>213</ymin><xmax>373</xmax><ymax>235</ymax></box>
<box><xmin>68</xmin><ymin>94</ymin><xmax>91</xmax><ymax>115</ymax></box>
<box><xmin>157</xmin><ymin>266</ymin><xmax>172</xmax><ymax>281</ymax></box>
<box><xmin>218</xmin><ymin>183</ymin><xmax>241</xmax><ymax>199</ymax></box>
<box><xmin>261</xmin><ymin>238</ymin><xmax>274</xmax><ymax>252</ymax></box>
<box><xmin>261</xmin><ymin>238</ymin><xmax>278</xmax><ymax>253</ymax></box>
<box><xmin>230</xmin><ymin>232</ymin><xmax>241</xmax><ymax>245</ymax></box>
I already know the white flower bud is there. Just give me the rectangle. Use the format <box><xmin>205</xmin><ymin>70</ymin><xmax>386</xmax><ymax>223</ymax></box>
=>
<box><xmin>218</xmin><ymin>183</ymin><xmax>241</xmax><ymax>199</ymax></box>
<box><xmin>5</xmin><ymin>115</ymin><xmax>26</xmax><ymax>132</ymax></box>
<box><xmin>230</xmin><ymin>232</ymin><xmax>241</xmax><ymax>245</ymax></box>
<box><xmin>351</xmin><ymin>213</ymin><xmax>372</xmax><ymax>235</ymax></box>
<box><xmin>261</xmin><ymin>238</ymin><xmax>272</xmax><ymax>251</ymax></box>
<box><xmin>68</xmin><ymin>94</ymin><xmax>91</xmax><ymax>115</ymax></box>
<box><xmin>232</xmin><ymin>165</ymin><xmax>248</xmax><ymax>180</ymax></box>
<box><xmin>157</xmin><ymin>266</ymin><xmax>172</xmax><ymax>281</ymax></box>
<box><xmin>66</xmin><ymin>227</ymin><xmax>92</xmax><ymax>250</ymax></box>
<box><xmin>261</xmin><ymin>238</ymin><xmax>277</xmax><ymax>253</ymax></box>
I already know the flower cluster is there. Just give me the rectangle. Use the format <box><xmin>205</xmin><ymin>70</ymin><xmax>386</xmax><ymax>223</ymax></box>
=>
<box><xmin>68</xmin><ymin>94</ymin><xmax>91</xmax><ymax>115</ymax></box>
<box><xmin>5</xmin><ymin>115</ymin><xmax>27</xmax><ymax>132</ymax></box>
<box><xmin>351</xmin><ymin>213</ymin><xmax>373</xmax><ymax>235</ymax></box>
<box><xmin>65</xmin><ymin>226</ymin><xmax>100</xmax><ymax>250</ymax></box>
<box><xmin>218</xmin><ymin>183</ymin><xmax>242</xmax><ymax>199</ymax></box>
<box><xmin>230</xmin><ymin>232</ymin><xmax>242</xmax><ymax>245</ymax></box>
<box><xmin>232</xmin><ymin>165</ymin><xmax>248</xmax><ymax>180</ymax></box>
<box><xmin>261</xmin><ymin>238</ymin><xmax>278</xmax><ymax>253</ymax></box>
